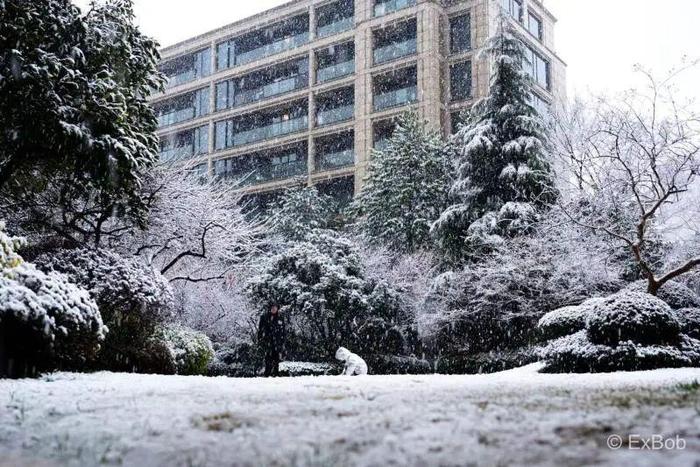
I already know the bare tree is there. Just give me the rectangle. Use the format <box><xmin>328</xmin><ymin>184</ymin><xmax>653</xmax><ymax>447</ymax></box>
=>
<box><xmin>115</xmin><ymin>165</ymin><xmax>266</xmax><ymax>284</ymax></box>
<box><xmin>553</xmin><ymin>64</ymin><xmax>700</xmax><ymax>294</ymax></box>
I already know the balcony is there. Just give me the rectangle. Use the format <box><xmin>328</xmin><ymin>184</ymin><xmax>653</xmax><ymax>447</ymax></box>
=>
<box><xmin>316</xmin><ymin>104</ymin><xmax>354</xmax><ymax>127</ymax></box>
<box><xmin>374</xmin><ymin>0</ymin><xmax>415</xmax><ymax>17</ymax></box>
<box><xmin>317</xmin><ymin>59</ymin><xmax>354</xmax><ymax>83</ymax></box>
<box><xmin>233</xmin><ymin>116</ymin><xmax>308</xmax><ymax>147</ymax></box>
<box><xmin>317</xmin><ymin>16</ymin><xmax>354</xmax><ymax>39</ymax></box>
<box><xmin>316</xmin><ymin>149</ymin><xmax>354</xmax><ymax>171</ymax></box>
<box><xmin>165</xmin><ymin>70</ymin><xmax>196</xmax><ymax>89</ymax></box>
<box><xmin>374</xmin><ymin>85</ymin><xmax>417</xmax><ymax>111</ymax></box>
<box><xmin>157</xmin><ymin>107</ymin><xmax>195</xmax><ymax>128</ymax></box>
<box><xmin>236</xmin><ymin>32</ymin><xmax>309</xmax><ymax>66</ymax></box>
<box><xmin>159</xmin><ymin>146</ymin><xmax>194</xmax><ymax>163</ymax></box>
<box><xmin>374</xmin><ymin>38</ymin><xmax>417</xmax><ymax>65</ymax></box>
<box><xmin>235</xmin><ymin>75</ymin><xmax>308</xmax><ymax>108</ymax></box>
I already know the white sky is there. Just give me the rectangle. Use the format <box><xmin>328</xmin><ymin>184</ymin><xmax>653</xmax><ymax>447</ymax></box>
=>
<box><xmin>72</xmin><ymin>0</ymin><xmax>700</xmax><ymax>100</ymax></box>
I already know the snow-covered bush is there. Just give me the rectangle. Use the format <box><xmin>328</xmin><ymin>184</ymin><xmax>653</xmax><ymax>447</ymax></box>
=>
<box><xmin>246</xmin><ymin>230</ymin><xmax>407</xmax><ymax>360</ymax></box>
<box><xmin>675</xmin><ymin>308</ymin><xmax>700</xmax><ymax>339</ymax></box>
<box><xmin>624</xmin><ymin>280</ymin><xmax>700</xmax><ymax>310</ymax></box>
<box><xmin>0</xmin><ymin>223</ymin><xmax>105</xmax><ymax>377</ymax></box>
<box><xmin>539</xmin><ymin>331</ymin><xmax>700</xmax><ymax>373</ymax></box>
<box><xmin>150</xmin><ymin>325</ymin><xmax>214</xmax><ymax>376</ymax></box>
<box><xmin>36</xmin><ymin>248</ymin><xmax>173</xmax><ymax>371</ymax></box>
<box><xmin>537</xmin><ymin>298</ymin><xmax>605</xmax><ymax>341</ymax></box>
<box><xmin>586</xmin><ymin>292</ymin><xmax>680</xmax><ymax>346</ymax></box>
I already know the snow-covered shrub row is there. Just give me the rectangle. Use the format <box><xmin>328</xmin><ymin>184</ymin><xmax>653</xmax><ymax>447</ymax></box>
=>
<box><xmin>539</xmin><ymin>331</ymin><xmax>700</xmax><ymax>373</ymax></box>
<box><xmin>537</xmin><ymin>298</ymin><xmax>605</xmax><ymax>341</ymax></box>
<box><xmin>538</xmin><ymin>290</ymin><xmax>700</xmax><ymax>373</ymax></box>
<box><xmin>36</xmin><ymin>248</ymin><xmax>173</xmax><ymax>372</ymax></box>
<box><xmin>0</xmin><ymin>224</ymin><xmax>105</xmax><ymax>377</ymax></box>
<box><xmin>624</xmin><ymin>280</ymin><xmax>700</xmax><ymax>310</ymax></box>
<box><xmin>208</xmin><ymin>341</ymin><xmax>261</xmax><ymax>377</ymax></box>
<box><xmin>587</xmin><ymin>292</ymin><xmax>680</xmax><ymax>346</ymax></box>
<box><xmin>150</xmin><ymin>325</ymin><xmax>214</xmax><ymax>376</ymax></box>
<box><xmin>676</xmin><ymin>308</ymin><xmax>700</xmax><ymax>339</ymax></box>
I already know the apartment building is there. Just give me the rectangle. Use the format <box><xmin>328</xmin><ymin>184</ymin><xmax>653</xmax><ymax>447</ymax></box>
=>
<box><xmin>151</xmin><ymin>0</ymin><xmax>566</xmax><ymax>202</ymax></box>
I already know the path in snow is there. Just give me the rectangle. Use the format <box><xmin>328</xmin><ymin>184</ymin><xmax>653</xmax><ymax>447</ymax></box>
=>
<box><xmin>1</xmin><ymin>364</ymin><xmax>699</xmax><ymax>467</ymax></box>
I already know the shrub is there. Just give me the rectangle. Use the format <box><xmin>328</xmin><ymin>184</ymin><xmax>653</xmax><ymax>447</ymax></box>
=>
<box><xmin>624</xmin><ymin>280</ymin><xmax>700</xmax><ymax>310</ymax></box>
<box><xmin>246</xmin><ymin>231</ymin><xmax>407</xmax><ymax>360</ymax></box>
<box><xmin>151</xmin><ymin>325</ymin><xmax>214</xmax><ymax>376</ymax></box>
<box><xmin>1</xmin><ymin>224</ymin><xmax>106</xmax><ymax>377</ymax></box>
<box><xmin>37</xmin><ymin>248</ymin><xmax>173</xmax><ymax>372</ymax></box>
<box><xmin>365</xmin><ymin>354</ymin><xmax>433</xmax><ymax>375</ymax></box>
<box><xmin>537</xmin><ymin>297</ymin><xmax>605</xmax><ymax>341</ymax></box>
<box><xmin>539</xmin><ymin>331</ymin><xmax>700</xmax><ymax>373</ymax></box>
<box><xmin>435</xmin><ymin>348</ymin><xmax>538</xmax><ymax>374</ymax></box>
<box><xmin>586</xmin><ymin>291</ymin><xmax>680</xmax><ymax>346</ymax></box>
<box><xmin>675</xmin><ymin>308</ymin><xmax>700</xmax><ymax>339</ymax></box>
<box><xmin>208</xmin><ymin>341</ymin><xmax>261</xmax><ymax>377</ymax></box>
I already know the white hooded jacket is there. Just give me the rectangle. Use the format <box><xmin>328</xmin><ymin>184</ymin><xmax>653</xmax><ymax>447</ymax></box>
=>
<box><xmin>335</xmin><ymin>347</ymin><xmax>368</xmax><ymax>375</ymax></box>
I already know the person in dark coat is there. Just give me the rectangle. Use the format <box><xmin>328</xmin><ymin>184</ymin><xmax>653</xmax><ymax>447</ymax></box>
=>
<box><xmin>257</xmin><ymin>303</ymin><xmax>286</xmax><ymax>377</ymax></box>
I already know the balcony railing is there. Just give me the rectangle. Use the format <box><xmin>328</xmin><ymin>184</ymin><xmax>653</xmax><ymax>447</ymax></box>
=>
<box><xmin>317</xmin><ymin>16</ymin><xmax>354</xmax><ymax>39</ymax></box>
<box><xmin>374</xmin><ymin>0</ymin><xmax>416</xmax><ymax>17</ymax></box>
<box><xmin>374</xmin><ymin>85</ymin><xmax>417</xmax><ymax>111</ymax></box>
<box><xmin>232</xmin><ymin>115</ymin><xmax>308</xmax><ymax>147</ymax></box>
<box><xmin>317</xmin><ymin>59</ymin><xmax>354</xmax><ymax>83</ymax></box>
<box><xmin>316</xmin><ymin>104</ymin><xmax>354</xmax><ymax>126</ymax></box>
<box><xmin>234</xmin><ymin>75</ymin><xmax>308</xmax><ymax>108</ymax></box>
<box><xmin>157</xmin><ymin>107</ymin><xmax>196</xmax><ymax>128</ymax></box>
<box><xmin>236</xmin><ymin>32</ymin><xmax>310</xmax><ymax>66</ymax></box>
<box><xmin>373</xmin><ymin>38</ymin><xmax>417</xmax><ymax>65</ymax></box>
<box><xmin>159</xmin><ymin>145</ymin><xmax>194</xmax><ymax>163</ymax></box>
<box><xmin>165</xmin><ymin>69</ymin><xmax>197</xmax><ymax>89</ymax></box>
<box><xmin>316</xmin><ymin>149</ymin><xmax>354</xmax><ymax>171</ymax></box>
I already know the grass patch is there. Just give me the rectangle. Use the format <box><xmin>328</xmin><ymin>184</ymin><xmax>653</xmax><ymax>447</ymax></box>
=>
<box><xmin>192</xmin><ymin>412</ymin><xmax>254</xmax><ymax>432</ymax></box>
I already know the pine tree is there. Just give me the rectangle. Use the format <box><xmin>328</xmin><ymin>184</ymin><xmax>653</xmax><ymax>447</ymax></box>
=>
<box><xmin>432</xmin><ymin>15</ymin><xmax>556</xmax><ymax>263</ymax></box>
<box><xmin>351</xmin><ymin>112</ymin><xmax>451</xmax><ymax>254</ymax></box>
<box><xmin>268</xmin><ymin>186</ymin><xmax>337</xmax><ymax>240</ymax></box>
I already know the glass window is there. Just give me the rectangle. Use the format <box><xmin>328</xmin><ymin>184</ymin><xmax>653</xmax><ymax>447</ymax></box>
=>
<box><xmin>215</xmin><ymin>141</ymin><xmax>308</xmax><ymax>184</ymax></box>
<box><xmin>153</xmin><ymin>87</ymin><xmax>210</xmax><ymax>128</ymax></box>
<box><xmin>373</xmin><ymin>18</ymin><xmax>417</xmax><ymax>65</ymax></box>
<box><xmin>159</xmin><ymin>48</ymin><xmax>211</xmax><ymax>89</ymax></box>
<box><xmin>316</xmin><ymin>0</ymin><xmax>354</xmax><ymax>39</ymax></box>
<box><xmin>316</xmin><ymin>86</ymin><xmax>354</xmax><ymax>127</ymax></box>
<box><xmin>450</xmin><ymin>14</ymin><xmax>471</xmax><ymax>54</ymax></box>
<box><xmin>501</xmin><ymin>0</ymin><xmax>523</xmax><ymax>22</ymax></box>
<box><xmin>374</xmin><ymin>0</ymin><xmax>416</xmax><ymax>18</ymax></box>
<box><xmin>315</xmin><ymin>131</ymin><xmax>354</xmax><ymax>171</ymax></box>
<box><xmin>450</xmin><ymin>60</ymin><xmax>472</xmax><ymax>102</ymax></box>
<box><xmin>373</xmin><ymin>66</ymin><xmax>418</xmax><ymax>111</ymax></box>
<box><xmin>159</xmin><ymin>125</ymin><xmax>209</xmax><ymax>163</ymax></box>
<box><xmin>528</xmin><ymin>12</ymin><xmax>543</xmax><ymax>41</ymax></box>
<box><xmin>316</xmin><ymin>42</ymin><xmax>355</xmax><ymax>83</ymax></box>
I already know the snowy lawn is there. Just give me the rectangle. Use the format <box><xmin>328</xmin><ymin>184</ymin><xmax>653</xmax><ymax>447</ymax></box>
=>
<box><xmin>1</xmin><ymin>364</ymin><xmax>700</xmax><ymax>467</ymax></box>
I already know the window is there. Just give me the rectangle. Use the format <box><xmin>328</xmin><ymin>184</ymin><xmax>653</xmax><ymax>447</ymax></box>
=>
<box><xmin>373</xmin><ymin>18</ymin><xmax>417</xmax><ymax>65</ymax></box>
<box><xmin>159</xmin><ymin>126</ymin><xmax>209</xmax><ymax>163</ymax></box>
<box><xmin>159</xmin><ymin>48</ymin><xmax>211</xmax><ymax>89</ymax></box>
<box><xmin>215</xmin><ymin>56</ymin><xmax>309</xmax><ymax>111</ymax></box>
<box><xmin>154</xmin><ymin>88</ymin><xmax>210</xmax><ymax>128</ymax></box>
<box><xmin>528</xmin><ymin>12</ymin><xmax>543</xmax><ymax>41</ymax></box>
<box><xmin>500</xmin><ymin>0</ymin><xmax>523</xmax><ymax>22</ymax></box>
<box><xmin>373</xmin><ymin>65</ymin><xmax>418</xmax><ymax>111</ymax></box>
<box><xmin>524</xmin><ymin>46</ymin><xmax>550</xmax><ymax>90</ymax></box>
<box><xmin>214</xmin><ymin>141</ymin><xmax>308</xmax><ymax>184</ymax></box>
<box><xmin>316</xmin><ymin>42</ymin><xmax>355</xmax><ymax>83</ymax></box>
<box><xmin>450</xmin><ymin>14</ymin><xmax>471</xmax><ymax>54</ymax></box>
<box><xmin>374</xmin><ymin>0</ymin><xmax>416</xmax><ymax>18</ymax></box>
<box><xmin>450</xmin><ymin>61</ymin><xmax>472</xmax><ymax>101</ymax></box>
<box><xmin>316</xmin><ymin>86</ymin><xmax>354</xmax><ymax>127</ymax></box>
<box><xmin>530</xmin><ymin>93</ymin><xmax>550</xmax><ymax>117</ymax></box>
<box><xmin>214</xmin><ymin>99</ymin><xmax>309</xmax><ymax>150</ymax></box>
<box><xmin>216</xmin><ymin>14</ymin><xmax>310</xmax><ymax>71</ymax></box>
<box><xmin>373</xmin><ymin>118</ymin><xmax>397</xmax><ymax>149</ymax></box>
<box><xmin>316</xmin><ymin>0</ymin><xmax>354</xmax><ymax>39</ymax></box>
<box><xmin>315</xmin><ymin>131</ymin><xmax>354</xmax><ymax>171</ymax></box>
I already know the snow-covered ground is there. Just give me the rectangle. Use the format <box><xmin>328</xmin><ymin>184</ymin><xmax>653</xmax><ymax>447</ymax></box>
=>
<box><xmin>1</xmin><ymin>364</ymin><xmax>699</xmax><ymax>467</ymax></box>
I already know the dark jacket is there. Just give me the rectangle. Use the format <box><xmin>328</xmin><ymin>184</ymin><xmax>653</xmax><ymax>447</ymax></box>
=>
<box><xmin>257</xmin><ymin>312</ymin><xmax>286</xmax><ymax>354</ymax></box>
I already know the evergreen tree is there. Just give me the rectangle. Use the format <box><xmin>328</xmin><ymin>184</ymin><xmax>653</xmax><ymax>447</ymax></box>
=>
<box><xmin>268</xmin><ymin>186</ymin><xmax>337</xmax><ymax>240</ymax></box>
<box><xmin>0</xmin><ymin>0</ymin><xmax>164</xmax><ymax>246</ymax></box>
<box><xmin>351</xmin><ymin>112</ymin><xmax>452</xmax><ymax>254</ymax></box>
<box><xmin>432</xmin><ymin>15</ymin><xmax>556</xmax><ymax>263</ymax></box>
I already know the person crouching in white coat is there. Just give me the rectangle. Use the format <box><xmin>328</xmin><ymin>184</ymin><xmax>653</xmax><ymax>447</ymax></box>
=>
<box><xmin>335</xmin><ymin>347</ymin><xmax>368</xmax><ymax>376</ymax></box>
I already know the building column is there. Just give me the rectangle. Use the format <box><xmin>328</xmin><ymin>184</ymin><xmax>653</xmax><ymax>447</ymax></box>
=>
<box><xmin>352</xmin><ymin>5</ymin><xmax>373</xmax><ymax>196</ymax></box>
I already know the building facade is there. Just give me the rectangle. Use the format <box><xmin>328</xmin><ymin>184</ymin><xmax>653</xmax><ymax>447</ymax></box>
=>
<box><xmin>151</xmin><ymin>0</ymin><xmax>566</xmax><ymax>201</ymax></box>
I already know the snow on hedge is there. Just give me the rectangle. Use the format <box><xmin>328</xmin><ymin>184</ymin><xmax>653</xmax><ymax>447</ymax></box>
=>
<box><xmin>153</xmin><ymin>325</ymin><xmax>214</xmax><ymax>376</ymax></box>
<box><xmin>537</xmin><ymin>297</ymin><xmax>605</xmax><ymax>340</ymax></box>
<box><xmin>624</xmin><ymin>280</ymin><xmax>700</xmax><ymax>310</ymax></box>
